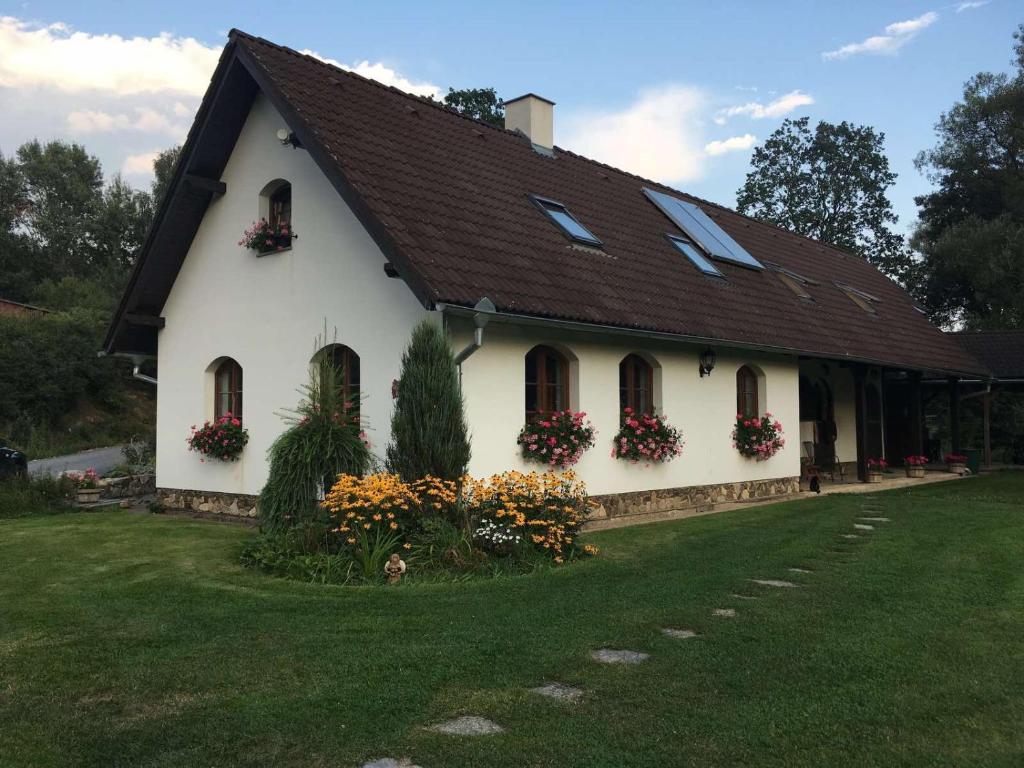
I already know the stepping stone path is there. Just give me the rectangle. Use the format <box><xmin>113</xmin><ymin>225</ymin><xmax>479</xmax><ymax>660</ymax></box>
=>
<box><xmin>853</xmin><ymin>523</ymin><xmax>875</xmax><ymax>531</ymax></box>
<box><xmin>363</xmin><ymin>760</ymin><xmax>422</xmax><ymax>768</ymax></box>
<box><xmin>591</xmin><ymin>649</ymin><xmax>649</xmax><ymax>664</ymax></box>
<box><xmin>427</xmin><ymin>716</ymin><xmax>504</xmax><ymax>736</ymax></box>
<box><xmin>788</xmin><ymin>567</ymin><xmax>813</xmax><ymax>573</ymax></box>
<box><xmin>661</xmin><ymin>628</ymin><xmax>698</xmax><ymax>639</ymax></box>
<box><xmin>531</xmin><ymin>683</ymin><xmax>585</xmax><ymax>701</ymax></box>
<box><xmin>750</xmin><ymin>579</ymin><xmax>799</xmax><ymax>588</ymax></box>
<box><xmin>732</xmin><ymin>593</ymin><xmax>759</xmax><ymax>600</ymax></box>
<box><xmin>713</xmin><ymin>608</ymin><xmax>737</xmax><ymax>617</ymax></box>
<box><xmin>859</xmin><ymin>516</ymin><xmax>890</xmax><ymax>522</ymax></box>
<box><xmin>841</xmin><ymin>534</ymin><xmax>861</xmax><ymax>539</ymax></box>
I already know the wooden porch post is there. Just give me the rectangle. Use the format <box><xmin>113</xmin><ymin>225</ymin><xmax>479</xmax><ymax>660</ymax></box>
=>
<box><xmin>983</xmin><ymin>390</ymin><xmax>993</xmax><ymax>468</ymax></box>
<box><xmin>853</xmin><ymin>365</ymin><xmax>868</xmax><ymax>482</ymax></box>
<box><xmin>948</xmin><ymin>377</ymin><xmax>961</xmax><ymax>455</ymax></box>
<box><xmin>909</xmin><ymin>371</ymin><xmax>924</xmax><ymax>456</ymax></box>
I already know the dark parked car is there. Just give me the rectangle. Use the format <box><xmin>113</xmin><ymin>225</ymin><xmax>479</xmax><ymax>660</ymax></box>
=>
<box><xmin>0</xmin><ymin>439</ymin><xmax>27</xmax><ymax>479</ymax></box>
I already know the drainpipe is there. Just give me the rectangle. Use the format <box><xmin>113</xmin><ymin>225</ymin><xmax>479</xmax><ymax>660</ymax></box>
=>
<box><xmin>131</xmin><ymin>363</ymin><xmax>158</xmax><ymax>386</ymax></box>
<box><xmin>452</xmin><ymin>297</ymin><xmax>495</xmax><ymax>368</ymax></box>
<box><xmin>98</xmin><ymin>351</ymin><xmax>157</xmax><ymax>386</ymax></box>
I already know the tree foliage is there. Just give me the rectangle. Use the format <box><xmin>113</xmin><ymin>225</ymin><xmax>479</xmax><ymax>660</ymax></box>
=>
<box><xmin>736</xmin><ymin>117</ymin><xmax>910</xmax><ymax>279</ymax></box>
<box><xmin>443</xmin><ymin>87</ymin><xmax>504</xmax><ymax>127</ymax></box>
<box><xmin>386</xmin><ymin>320</ymin><xmax>471</xmax><ymax>485</ymax></box>
<box><xmin>911</xmin><ymin>24</ymin><xmax>1024</xmax><ymax>328</ymax></box>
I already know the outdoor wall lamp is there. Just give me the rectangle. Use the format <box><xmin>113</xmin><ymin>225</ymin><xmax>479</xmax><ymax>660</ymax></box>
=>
<box><xmin>276</xmin><ymin>128</ymin><xmax>302</xmax><ymax>149</ymax></box>
<box><xmin>699</xmin><ymin>348</ymin><xmax>716</xmax><ymax>377</ymax></box>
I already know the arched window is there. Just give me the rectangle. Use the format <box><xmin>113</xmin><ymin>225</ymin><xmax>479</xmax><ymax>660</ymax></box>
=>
<box><xmin>314</xmin><ymin>344</ymin><xmax>360</xmax><ymax>404</ymax></box>
<box><xmin>525</xmin><ymin>345</ymin><xmax>568</xmax><ymax>421</ymax></box>
<box><xmin>260</xmin><ymin>179</ymin><xmax>292</xmax><ymax>250</ymax></box>
<box><xmin>736</xmin><ymin>365</ymin><xmax>759</xmax><ymax>417</ymax></box>
<box><xmin>619</xmin><ymin>354</ymin><xmax>654</xmax><ymax>414</ymax></box>
<box><xmin>214</xmin><ymin>358</ymin><xmax>243</xmax><ymax>421</ymax></box>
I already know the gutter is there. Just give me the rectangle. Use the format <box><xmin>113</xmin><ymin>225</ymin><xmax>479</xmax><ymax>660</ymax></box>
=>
<box><xmin>435</xmin><ymin>302</ymin><xmax>987</xmax><ymax>380</ymax></box>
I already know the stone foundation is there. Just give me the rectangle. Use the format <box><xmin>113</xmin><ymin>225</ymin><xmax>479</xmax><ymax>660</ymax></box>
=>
<box><xmin>99</xmin><ymin>473</ymin><xmax>155</xmax><ymax>499</ymax></box>
<box><xmin>588</xmin><ymin>476</ymin><xmax>800</xmax><ymax>528</ymax></box>
<box><xmin>157</xmin><ymin>487</ymin><xmax>260</xmax><ymax>518</ymax></box>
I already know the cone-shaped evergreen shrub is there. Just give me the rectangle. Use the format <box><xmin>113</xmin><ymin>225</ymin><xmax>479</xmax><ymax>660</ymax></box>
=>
<box><xmin>386</xmin><ymin>320</ymin><xmax>471</xmax><ymax>486</ymax></box>
<box><xmin>259</xmin><ymin>355</ymin><xmax>373</xmax><ymax>533</ymax></box>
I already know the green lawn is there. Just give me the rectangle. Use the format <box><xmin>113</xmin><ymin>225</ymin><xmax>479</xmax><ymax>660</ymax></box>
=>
<box><xmin>2</xmin><ymin>474</ymin><xmax>1023</xmax><ymax>767</ymax></box>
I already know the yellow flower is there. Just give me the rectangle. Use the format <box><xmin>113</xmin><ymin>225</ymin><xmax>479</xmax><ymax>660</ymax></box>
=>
<box><xmin>389</xmin><ymin>522</ymin><xmax>398</xmax><ymax>530</ymax></box>
<box><xmin>403</xmin><ymin>542</ymin><xmax>412</xmax><ymax>550</ymax></box>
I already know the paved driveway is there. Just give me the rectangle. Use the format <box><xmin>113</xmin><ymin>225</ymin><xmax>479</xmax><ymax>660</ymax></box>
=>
<box><xmin>28</xmin><ymin>445</ymin><xmax>126</xmax><ymax>478</ymax></box>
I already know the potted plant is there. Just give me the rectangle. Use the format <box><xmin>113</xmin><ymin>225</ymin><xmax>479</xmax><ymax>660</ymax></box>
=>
<box><xmin>187</xmin><ymin>414</ymin><xmax>250</xmax><ymax>462</ymax></box>
<box><xmin>732</xmin><ymin>413</ymin><xmax>785</xmax><ymax>461</ymax></box>
<box><xmin>517</xmin><ymin>410</ymin><xmax>595</xmax><ymax>469</ymax></box>
<box><xmin>238</xmin><ymin>218</ymin><xmax>294</xmax><ymax>254</ymax></box>
<box><xmin>944</xmin><ymin>453</ymin><xmax>968</xmax><ymax>475</ymax></box>
<box><xmin>866</xmin><ymin>457</ymin><xmax>888</xmax><ymax>483</ymax></box>
<box><xmin>69</xmin><ymin>468</ymin><xmax>101</xmax><ymax>503</ymax></box>
<box><xmin>611</xmin><ymin>408</ymin><xmax>684</xmax><ymax>464</ymax></box>
<box><xmin>904</xmin><ymin>455</ymin><xmax>928</xmax><ymax>478</ymax></box>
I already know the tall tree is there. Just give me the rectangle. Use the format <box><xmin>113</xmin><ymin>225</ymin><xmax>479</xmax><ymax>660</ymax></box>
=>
<box><xmin>443</xmin><ymin>87</ymin><xmax>504</xmax><ymax>127</ymax></box>
<box><xmin>736</xmin><ymin>117</ymin><xmax>910</xmax><ymax>279</ymax></box>
<box><xmin>151</xmin><ymin>145</ymin><xmax>182</xmax><ymax>208</ymax></box>
<box><xmin>911</xmin><ymin>24</ymin><xmax>1024</xmax><ymax>328</ymax></box>
<box><xmin>0</xmin><ymin>150</ymin><xmax>34</xmax><ymax>301</ymax></box>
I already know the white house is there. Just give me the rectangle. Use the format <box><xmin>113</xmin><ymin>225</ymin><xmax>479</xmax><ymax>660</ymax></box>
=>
<box><xmin>104</xmin><ymin>30</ymin><xmax>986</xmax><ymax>522</ymax></box>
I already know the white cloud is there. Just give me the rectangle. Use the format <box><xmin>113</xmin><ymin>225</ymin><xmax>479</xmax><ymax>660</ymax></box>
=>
<box><xmin>956</xmin><ymin>0</ymin><xmax>989</xmax><ymax>11</ymax></box>
<box><xmin>122</xmin><ymin>150</ymin><xmax>160</xmax><ymax>176</ymax></box>
<box><xmin>704</xmin><ymin>134</ymin><xmax>757</xmax><ymax>156</ymax></box>
<box><xmin>67</xmin><ymin>106</ymin><xmax>187</xmax><ymax>136</ymax></box>
<box><xmin>561</xmin><ymin>85</ymin><xmax>708</xmax><ymax>185</ymax></box>
<box><xmin>714</xmin><ymin>90</ymin><xmax>814</xmax><ymax>124</ymax></box>
<box><xmin>300</xmin><ymin>49</ymin><xmax>441</xmax><ymax>99</ymax></box>
<box><xmin>822</xmin><ymin>11</ymin><xmax>938</xmax><ymax>60</ymax></box>
<box><xmin>0</xmin><ymin>16</ymin><xmax>220</xmax><ymax>95</ymax></box>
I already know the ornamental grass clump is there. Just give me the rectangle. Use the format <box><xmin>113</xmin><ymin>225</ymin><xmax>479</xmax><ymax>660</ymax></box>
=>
<box><xmin>732</xmin><ymin>412</ymin><xmax>785</xmax><ymax>461</ymax></box>
<box><xmin>187</xmin><ymin>415</ymin><xmax>249</xmax><ymax>461</ymax></box>
<box><xmin>517</xmin><ymin>410</ymin><xmax>595</xmax><ymax>468</ymax></box>
<box><xmin>611</xmin><ymin>408</ymin><xmax>684</xmax><ymax>463</ymax></box>
<box><xmin>259</xmin><ymin>352</ymin><xmax>372</xmax><ymax>533</ymax></box>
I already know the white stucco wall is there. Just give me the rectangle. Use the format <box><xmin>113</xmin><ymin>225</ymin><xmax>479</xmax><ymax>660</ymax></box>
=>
<box><xmin>156</xmin><ymin>94</ymin><xmax>426</xmax><ymax>495</ymax></box>
<box><xmin>452</xmin><ymin>320</ymin><xmax>801</xmax><ymax>496</ymax></box>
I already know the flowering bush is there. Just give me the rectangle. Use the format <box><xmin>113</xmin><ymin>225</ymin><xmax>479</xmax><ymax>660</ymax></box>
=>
<box><xmin>904</xmin><ymin>455</ymin><xmax>929</xmax><ymax>466</ymax></box>
<box><xmin>462</xmin><ymin>470</ymin><xmax>592</xmax><ymax>563</ymax></box>
<box><xmin>867</xmin><ymin>457</ymin><xmax>889</xmax><ymax>472</ymax></box>
<box><xmin>187</xmin><ymin>415</ymin><xmax>249</xmax><ymax>461</ymax></box>
<box><xmin>732</xmin><ymin>412</ymin><xmax>785</xmax><ymax>461</ymax></box>
<box><xmin>517</xmin><ymin>410</ymin><xmax>595</xmax><ymax>468</ymax></box>
<box><xmin>944</xmin><ymin>453</ymin><xmax>968</xmax><ymax>464</ymax></box>
<box><xmin>611</xmin><ymin>408</ymin><xmax>683</xmax><ymax>463</ymax></box>
<box><xmin>65</xmin><ymin>468</ymin><xmax>99</xmax><ymax>489</ymax></box>
<box><xmin>238</xmin><ymin>218</ymin><xmax>293</xmax><ymax>253</ymax></box>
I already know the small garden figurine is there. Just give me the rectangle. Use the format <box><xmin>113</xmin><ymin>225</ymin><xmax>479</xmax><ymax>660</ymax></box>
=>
<box><xmin>384</xmin><ymin>553</ymin><xmax>406</xmax><ymax>584</ymax></box>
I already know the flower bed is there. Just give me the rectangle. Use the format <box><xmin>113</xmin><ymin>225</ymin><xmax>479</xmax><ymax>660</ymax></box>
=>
<box><xmin>732</xmin><ymin>413</ymin><xmax>785</xmax><ymax>461</ymax></box>
<box><xmin>239</xmin><ymin>218</ymin><xmax>293</xmax><ymax>253</ymax></box>
<box><xmin>517</xmin><ymin>410</ymin><xmax>595</xmax><ymax>469</ymax></box>
<box><xmin>187</xmin><ymin>415</ymin><xmax>249</xmax><ymax>461</ymax></box>
<box><xmin>611</xmin><ymin>408</ymin><xmax>683</xmax><ymax>463</ymax></box>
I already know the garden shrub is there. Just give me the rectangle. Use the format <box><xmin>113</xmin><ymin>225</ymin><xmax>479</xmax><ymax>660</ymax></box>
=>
<box><xmin>0</xmin><ymin>474</ymin><xmax>74</xmax><ymax>519</ymax></box>
<box><xmin>240</xmin><ymin>522</ymin><xmax>355</xmax><ymax>584</ymax></box>
<box><xmin>386</xmin><ymin>320</ymin><xmax>471</xmax><ymax>489</ymax></box>
<box><xmin>259</xmin><ymin>354</ymin><xmax>372</xmax><ymax>532</ymax></box>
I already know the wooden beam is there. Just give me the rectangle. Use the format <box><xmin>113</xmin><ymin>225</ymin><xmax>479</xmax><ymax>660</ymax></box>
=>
<box><xmin>124</xmin><ymin>313</ymin><xmax>166</xmax><ymax>329</ymax></box>
<box><xmin>983</xmin><ymin>391</ymin><xmax>993</xmax><ymax>468</ymax></box>
<box><xmin>948</xmin><ymin>377</ymin><xmax>962</xmax><ymax>455</ymax></box>
<box><xmin>183</xmin><ymin>173</ymin><xmax>227</xmax><ymax>196</ymax></box>
<box><xmin>909</xmin><ymin>371</ymin><xmax>924</xmax><ymax>456</ymax></box>
<box><xmin>853</xmin><ymin>365</ymin><xmax>868</xmax><ymax>482</ymax></box>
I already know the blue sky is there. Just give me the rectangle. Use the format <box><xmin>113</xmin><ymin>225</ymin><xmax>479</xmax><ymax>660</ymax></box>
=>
<box><xmin>0</xmin><ymin>0</ymin><xmax>1017</xmax><ymax>233</ymax></box>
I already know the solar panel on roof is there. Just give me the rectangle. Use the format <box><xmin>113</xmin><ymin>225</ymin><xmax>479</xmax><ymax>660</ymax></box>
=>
<box><xmin>643</xmin><ymin>188</ymin><xmax>764</xmax><ymax>270</ymax></box>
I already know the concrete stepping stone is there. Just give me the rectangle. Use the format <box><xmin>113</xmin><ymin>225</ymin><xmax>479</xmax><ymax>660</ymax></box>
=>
<box><xmin>531</xmin><ymin>682</ymin><xmax>585</xmax><ymax>701</ymax></box>
<box><xmin>713</xmin><ymin>608</ymin><xmax>736</xmax><ymax>617</ymax></box>
<box><xmin>590</xmin><ymin>648</ymin><xmax>649</xmax><ymax>664</ymax></box>
<box><xmin>750</xmin><ymin>578</ymin><xmax>799</xmax><ymax>588</ymax></box>
<box><xmin>853</xmin><ymin>523</ymin><xmax>874</xmax><ymax>531</ymax></box>
<box><xmin>661</xmin><ymin>628</ymin><xmax>698</xmax><ymax>639</ymax></box>
<box><xmin>841</xmin><ymin>534</ymin><xmax>861</xmax><ymax>539</ymax></box>
<box><xmin>363</xmin><ymin>760</ymin><xmax>422</xmax><ymax>768</ymax></box>
<box><xmin>859</xmin><ymin>516</ymin><xmax>890</xmax><ymax>522</ymax></box>
<box><xmin>427</xmin><ymin>716</ymin><xmax>504</xmax><ymax>736</ymax></box>
<box><xmin>732</xmin><ymin>593</ymin><xmax>759</xmax><ymax>600</ymax></box>
<box><xmin>788</xmin><ymin>567</ymin><xmax>813</xmax><ymax>573</ymax></box>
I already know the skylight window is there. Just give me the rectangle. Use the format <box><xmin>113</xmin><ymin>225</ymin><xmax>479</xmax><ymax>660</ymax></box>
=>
<box><xmin>666</xmin><ymin>234</ymin><xmax>723</xmax><ymax>277</ymax></box>
<box><xmin>643</xmin><ymin>188</ymin><xmax>764</xmax><ymax>270</ymax></box>
<box><xmin>765</xmin><ymin>263</ymin><xmax>816</xmax><ymax>300</ymax></box>
<box><xmin>836</xmin><ymin>283</ymin><xmax>880</xmax><ymax>314</ymax></box>
<box><xmin>533</xmin><ymin>196</ymin><xmax>602</xmax><ymax>246</ymax></box>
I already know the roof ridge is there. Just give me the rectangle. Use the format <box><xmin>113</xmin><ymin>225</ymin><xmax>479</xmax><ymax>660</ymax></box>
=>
<box><xmin>228</xmin><ymin>29</ymin><xmax>519</xmax><ymax>138</ymax></box>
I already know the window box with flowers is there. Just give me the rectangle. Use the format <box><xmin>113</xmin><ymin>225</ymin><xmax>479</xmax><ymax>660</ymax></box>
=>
<box><xmin>611</xmin><ymin>408</ymin><xmax>684</xmax><ymax>464</ymax></box>
<box><xmin>187</xmin><ymin>414</ymin><xmax>249</xmax><ymax>462</ymax></box>
<box><xmin>904</xmin><ymin>455</ymin><xmax>928</xmax><ymax>478</ymax></box>
<box><xmin>238</xmin><ymin>219</ymin><xmax>295</xmax><ymax>255</ymax></box>
<box><xmin>67</xmin><ymin>468</ymin><xmax>101</xmax><ymax>503</ymax></box>
<box><xmin>732</xmin><ymin>412</ymin><xmax>785</xmax><ymax>461</ymax></box>
<box><xmin>517</xmin><ymin>410</ymin><xmax>595</xmax><ymax>469</ymax></box>
<box><xmin>944</xmin><ymin>453</ymin><xmax>968</xmax><ymax>475</ymax></box>
<box><xmin>866</xmin><ymin>457</ymin><xmax>888</xmax><ymax>483</ymax></box>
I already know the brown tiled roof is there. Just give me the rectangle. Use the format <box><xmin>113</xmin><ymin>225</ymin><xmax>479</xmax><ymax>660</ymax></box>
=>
<box><xmin>106</xmin><ymin>29</ymin><xmax>988</xmax><ymax>377</ymax></box>
<box><xmin>952</xmin><ymin>330</ymin><xmax>1024</xmax><ymax>379</ymax></box>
